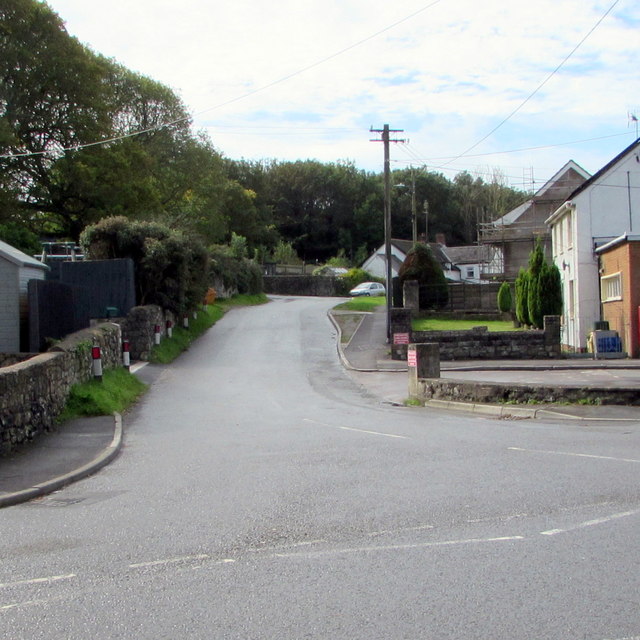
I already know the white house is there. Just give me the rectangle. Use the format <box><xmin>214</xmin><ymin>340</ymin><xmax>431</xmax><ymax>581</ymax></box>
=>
<box><xmin>0</xmin><ymin>239</ymin><xmax>49</xmax><ymax>352</ymax></box>
<box><xmin>546</xmin><ymin>138</ymin><xmax>640</xmax><ymax>351</ymax></box>
<box><xmin>443</xmin><ymin>244</ymin><xmax>490</xmax><ymax>283</ymax></box>
<box><xmin>361</xmin><ymin>238</ymin><xmax>459</xmax><ymax>281</ymax></box>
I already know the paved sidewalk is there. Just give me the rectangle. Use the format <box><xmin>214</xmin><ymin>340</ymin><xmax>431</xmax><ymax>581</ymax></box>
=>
<box><xmin>0</xmin><ymin>414</ymin><xmax>122</xmax><ymax>508</ymax></box>
<box><xmin>333</xmin><ymin>306</ymin><xmax>640</xmax><ymax>420</ymax></box>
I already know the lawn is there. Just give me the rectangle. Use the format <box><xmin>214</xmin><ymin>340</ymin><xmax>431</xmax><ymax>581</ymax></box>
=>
<box><xmin>333</xmin><ymin>296</ymin><xmax>386</xmax><ymax>312</ymax></box>
<box><xmin>412</xmin><ymin>316</ymin><xmax>521</xmax><ymax>332</ymax></box>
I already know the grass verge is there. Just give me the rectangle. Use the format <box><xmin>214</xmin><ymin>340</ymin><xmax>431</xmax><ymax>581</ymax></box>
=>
<box><xmin>412</xmin><ymin>316</ymin><xmax>522</xmax><ymax>332</ymax></box>
<box><xmin>333</xmin><ymin>296</ymin><xmax>386</xmax><ymax>312</ymax></box>
<box><xmin>58</xmin><ymin>368</ymin><xmax>148</xmax><ymax>422</ymax></box>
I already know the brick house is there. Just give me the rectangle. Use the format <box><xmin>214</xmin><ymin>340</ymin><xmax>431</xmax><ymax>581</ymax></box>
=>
<box><xmin>595</xmin><ymin>234</ymin><xmax>640</xmax><ymax>358</ymax></box>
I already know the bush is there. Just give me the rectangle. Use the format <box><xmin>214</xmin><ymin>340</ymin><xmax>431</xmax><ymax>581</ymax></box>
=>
<box><xmin>80</xmin><ymin>216</ymin><xmax>209</xmax><ymax>314</ymax></box>
<box><xmin>515</xmin><ymin>268</ymin><xmax>529</xmax><ymax>326</ymax></box>
<box><xmin>537</xmin><ymin>262</ymin><xmax>563</xmax><ymax>319</ymax></box>
<box><xmin>209</xmin><ymin>246</ymin><xmax>263</xmax><ymax>296</ymax></box>
<box><xmin>497</xmin><ymin>282</ymin><xmax>512</xmax><ymax>314</ymax></box>
<box><xmin>398</xmin><ymin>243</ymin><xmax>448</xmax><ymax>309</ymax></box>
<box><xmin>336</xmin><ymin>267</ymin><xmax>378</xmax><ymax>296</ymax></box>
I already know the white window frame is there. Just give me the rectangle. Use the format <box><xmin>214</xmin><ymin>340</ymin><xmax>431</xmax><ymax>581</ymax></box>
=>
<box><xmin>601</xmin><ymin>272</ymin><xmax>622</xmax><ymax>302</ymax></box>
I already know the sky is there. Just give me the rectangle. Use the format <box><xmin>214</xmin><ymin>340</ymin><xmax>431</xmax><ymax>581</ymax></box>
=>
<box><xmin>45</xmin><ymin>0</ymin><xmax>640</xmax><ymax>191</ymax></box>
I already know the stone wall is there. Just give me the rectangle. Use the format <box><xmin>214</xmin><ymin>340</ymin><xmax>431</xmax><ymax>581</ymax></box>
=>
<box><xmin>391</xmin><ymin>312</ymin><xmax>561</xmax><ymax>361</ymax></box>
<box><xmin>0</xmin><ymin>323</ymin><xmax>122</xmax><ymax>454</ymax></box>
<box><xmin>0</xmin><ymin>353</ymin><xmax>35</xmax><ymax>367</ymax></box>
<box><xmin>117</xmin><ymin>305</ymin><xmax>167</xmax><ymax>361</ymax></box>
<box><xmin>412</xmin><ymin>378</ymin><xmax>640</xmax><ymax>406</ymax></box>
<box><xmin>263</xmin><ymin>275</ymin><xmax>339</xmax><ymax>297</ymax></box>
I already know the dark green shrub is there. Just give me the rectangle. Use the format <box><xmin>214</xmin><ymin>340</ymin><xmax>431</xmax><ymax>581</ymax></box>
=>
<box><xmin>526</xmin><ymin>239</ymin><xmax>545</xmax><ymax>328</ymax></box>
<box><xmin>515</xmin><ymin>268</ymin><xmax>529</xmax><ymax>326</ymax></box>
<box><xmin>80</xmin><ymin>216</ymin><xmax>209</xmax><ymax>313</ymax></box>
<box><xmin>497</xmin><ymin>282</ymin><xmax>512</xmax><ymax>314</ymax></box>
<box><xmin>398</xmin><ymin>243</ymin><xmax>448</xmax><ymax>309</ymax></box>
<box><xmin>537</xmin><ymin>262</ymin><xmax>563</xmax><ymax>320</ymax></box>
<box><xmin>209</xmin><ymin>246</ymin><xmax>263</xmax><ymax>296</ymax></box>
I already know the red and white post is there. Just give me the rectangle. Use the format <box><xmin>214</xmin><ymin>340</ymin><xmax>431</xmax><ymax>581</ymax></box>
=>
<box><xmin>154</xmin><ymin>324</ymin><xmax>161</xmax><ymax>345</ymax></box>
<box><xmin>122</xmin><ymin>339</ymin><xmax>131</xmax><ymax>370</ymax></box>
<box><xmin>92</xmin><ymin>345</ymin><xmax>103</xmax><ymax>381</ymax></box>
<box><xmin>166</xmin><ymin>319</ymin><xmax>173</xmax><ymax>338</ymax></box>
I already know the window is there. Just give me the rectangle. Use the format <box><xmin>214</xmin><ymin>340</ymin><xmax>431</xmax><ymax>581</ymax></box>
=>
<box><xmin>466</xmin><ymin>267</ymin><xmax>475</xmax><ymax>279</ymax></box>
<box><xmin>568</xmin><ymin>279</ymin><xmax>575</xmax><ymax>320</ymax></box>
<box><xmin>555</xmin><ymin>220</ymin><xmax>563</xmax><ymax>253</ymax></box>
<box><xmin>601</xmin><ymin>273</ymin><xmax>622</xmax><ymax>302</ymax></box>
<box><xmin>566</xmin><ymin>213</ymin><xmax>573</xmax><ymax>249</ymax></box>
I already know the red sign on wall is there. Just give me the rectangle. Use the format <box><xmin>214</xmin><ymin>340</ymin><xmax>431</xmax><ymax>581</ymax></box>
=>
<box><xmin>407</xmin><ymin>349</ymin><xmax>417</xmax><ymax>367</ymax></box>
<box><xmin>393</xmin><ymin>333</ymin><xmax>410</xmax><ymax>345</ymax></box>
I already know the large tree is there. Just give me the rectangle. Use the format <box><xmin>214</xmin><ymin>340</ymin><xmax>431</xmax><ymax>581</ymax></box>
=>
<box><xmin>0</xmin><ymin>0</ymin><xmax>232</xmax><ymax>241</ymax></box>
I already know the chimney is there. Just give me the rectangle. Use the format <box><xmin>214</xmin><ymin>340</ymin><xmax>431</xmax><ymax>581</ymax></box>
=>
<box><xmin>435</xmin><ymin>233</ymin><xmax>446</xmax><ymax>246</ymax></box>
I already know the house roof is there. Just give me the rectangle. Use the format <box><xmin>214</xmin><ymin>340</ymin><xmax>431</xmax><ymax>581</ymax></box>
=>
<box><xmin>568</xmin><ymin>138</ymin><xmax>640</xmax><ymax>201</ymax></box>
<box><xmin>0</xmin><ymin>239</ymin><xmax>49</xmax><ymax>270</ymax></box>
<box><xmin>444</xmin><ymin>244</ymin><xmax>489</xmax><ymax>265</ymax></box>
<box><xmin>490</xmin><ymin>160</ymin><xmax>591</xmax><ymax>227</ymax></box>
<box><xmin>594</xmin><ymin>233</ymin><xmax>640</xmax><ymax>254</ymax></box>
<box><xmin>385</xmin><ymin>238</ymin><xmax>452</xmax><ymax>268</ymax></box>
<box><xmin>390</xmin><ymin>238</ymin><xmax>415</xmax><ymax>255</ymax></box>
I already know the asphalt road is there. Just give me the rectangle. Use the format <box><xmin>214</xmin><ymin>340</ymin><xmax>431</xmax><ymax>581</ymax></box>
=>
<box><xmin>1</xmin><ymin>296</ymin><xmax>639</xmax><ymax>639</ymax></box>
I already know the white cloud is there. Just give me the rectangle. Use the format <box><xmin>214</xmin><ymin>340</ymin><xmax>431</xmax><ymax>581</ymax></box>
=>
<box><xmin>44</xmin><ymin>0</ymin><xmax>640</xmax><ymax>185</ymax></box>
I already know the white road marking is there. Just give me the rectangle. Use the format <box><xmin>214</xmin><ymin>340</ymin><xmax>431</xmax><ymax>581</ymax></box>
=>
<box><xmin>129</xmin><ymin>553</ymin><xmax>210</xmax><ymax>569</ymax></box>
<box><xmin>304</xmin><ymin>418</ymin><xmax>408</xmax><ymax>439</ymax></box>
<box><xmin>367</xmin><ymin>524</ymin><xmax>434</xmax><ymax>537</ymax></box>
<box><xmin>0</xmin><ymin>596</ymin><xmax>65</xmax><ymax>612</ymax></box>
<box><xmin>0</xmin><ymin>574</ymin><xmax>76</xmax><ymax>589</ymax></box>
<box><xmin>273</xmin><ymin>536</ymin><xmax>524</xmax><ymax>559</ymax></box>
<box><xmin>508</xmin><ymin>447</ymin><xmax>640</xmax><ymax>464</ymax></box>
<box><xmin>540</xmin><ymin>509</ymin><xmax>640</xmax><ymax>536</ymax></box>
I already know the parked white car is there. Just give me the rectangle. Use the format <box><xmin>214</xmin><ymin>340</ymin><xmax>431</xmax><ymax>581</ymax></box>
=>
<box><xmin>349</xmin><ymin>282</ymin><xmax>386</xmax><ymax>297</ymax></box>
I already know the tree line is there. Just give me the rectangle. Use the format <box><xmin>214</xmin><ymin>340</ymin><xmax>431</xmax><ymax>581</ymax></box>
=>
<box><xmin>1</xmin><ymin>0</ymin><xmax>528</xmax><ymax>265</ymax></box>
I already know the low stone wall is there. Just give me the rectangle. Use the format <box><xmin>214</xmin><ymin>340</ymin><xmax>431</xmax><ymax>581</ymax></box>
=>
<box><xmin>263</xmin><ymin>275</ymin><xmax>340</xmax><ymax>297</ymax></box>
<box><xmin>0</xmin><ymin>353</ymin><xmax>36</xmax><ymax>367</ymax></box>
<box><xmin>0</xmin><ymin>323</ymin><xmax>122</xmax><ymax>454</ymax></box>
<box><xmin>117</xmin><ymin>305</ymin><xmax>166</xmax><ymax>361</ymax></box>
<box><xmin>391</xmin><ymin>311</ymin><xmax>561</xmax><ymax>361</ymax></box>
<box><xmin>413</xmin><ymin>378</ymin><xmax>640</xmax><ymax>406</ymax></box>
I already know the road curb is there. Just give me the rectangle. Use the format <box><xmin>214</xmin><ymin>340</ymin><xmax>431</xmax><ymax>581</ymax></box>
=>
<box><xmin>328</xmin><ymin>310</ymin><xmax>403</xmax><ymax>373</ymax></box>
<box><xmin>0</xmin><ymin>412</ymin><xmax>123</xmax><ymax>509</ymax></box>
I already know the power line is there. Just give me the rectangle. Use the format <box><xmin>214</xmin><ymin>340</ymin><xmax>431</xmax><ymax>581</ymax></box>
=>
<box><xmin>0</xmin><ymin>0</ymin><xmax>443</xmax><ymax>160</ymax></box>
<box><xmin>441</xmin><ymin>0</ymin><xmax>621</xmax><ymax>167</ymax></box>
<box><xmin>399</xmin><ymin>131</ymin><xmax>633</xmax><ymax>163</ymax></box>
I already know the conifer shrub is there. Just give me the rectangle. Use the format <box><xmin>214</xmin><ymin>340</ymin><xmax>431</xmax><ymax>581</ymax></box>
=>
<box><xmin>398</xmin><ymin>243</ymin><xmax>448</xmax><ymax>309</ymax></box>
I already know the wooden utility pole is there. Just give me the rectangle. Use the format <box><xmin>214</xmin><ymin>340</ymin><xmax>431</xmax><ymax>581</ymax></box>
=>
<box><xmin>411</xmin><ymin>169</ymin><xmax>417</xmax><ymax>244</ymax></box>
<box><xmin>423</xmin><ymin>199</ymin><xmax>429</xmax><ymax>242</ymax></box>
<box><xmin>370</xmin><ymin>124</ymin><xmax>405</xmax><ymax>340</ymax></box>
